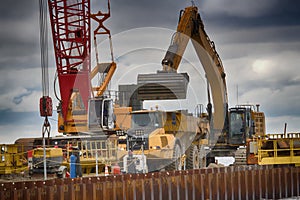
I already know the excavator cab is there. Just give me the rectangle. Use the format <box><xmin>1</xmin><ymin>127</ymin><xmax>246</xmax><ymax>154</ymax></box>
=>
<box><xmin>228</xmin><ymin>107</ymin><xmax>251</xmax><ymax>145</ymax></box>
<box><xmin>228</xmin><ymin>105</ymin><xmax>264</xmax><ymax>145</ymax></box>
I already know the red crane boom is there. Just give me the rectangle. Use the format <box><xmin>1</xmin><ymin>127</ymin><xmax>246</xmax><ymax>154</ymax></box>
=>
<box><xmin>48</xmin><ymin>0</ymin><xmax>91</xmax><ymax>122</ymax></box>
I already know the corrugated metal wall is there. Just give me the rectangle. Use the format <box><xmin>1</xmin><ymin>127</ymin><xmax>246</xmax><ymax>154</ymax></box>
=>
<box><xmin>1</xmin><ymin>165</ymin><xmax>299</xmax><ymax>200</ymax></box>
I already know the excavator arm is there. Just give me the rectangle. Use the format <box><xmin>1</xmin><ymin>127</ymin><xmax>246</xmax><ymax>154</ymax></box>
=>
<box><xmin>190</xmin><ymin>7</ymin><xmax>228</xmax><ymax>131</ymax></box>
<box><xmin>164</xmin><ymin>6</ymin><xmax>228</xmax><ymax>131</ymax></box>
<box><xmin>140</xmin><ymin>6</ymin><xmax>228</xmax><ymax>131</ymax></box>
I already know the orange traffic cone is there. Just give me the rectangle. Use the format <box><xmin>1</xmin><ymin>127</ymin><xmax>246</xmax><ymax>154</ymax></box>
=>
<box><xmin>105</xmin><ymin>165</ymin><xmax>109</xmax><ymax>176</ymax></box>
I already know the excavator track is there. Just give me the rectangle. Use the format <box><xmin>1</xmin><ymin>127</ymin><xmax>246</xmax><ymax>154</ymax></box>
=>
<box><xmin>233</xmin><ymin>147</ymin><xmax>247</xmax><ymax>165</ymax></box>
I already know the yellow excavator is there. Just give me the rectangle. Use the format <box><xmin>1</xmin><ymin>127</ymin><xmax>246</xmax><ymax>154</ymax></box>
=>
<box><xmin>117</xmin><ymin>5</ymin><xmax>267</xmax><ymax>172</ymax></box>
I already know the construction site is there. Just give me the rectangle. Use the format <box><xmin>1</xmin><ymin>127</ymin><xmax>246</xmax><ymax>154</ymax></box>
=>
<box><xmin>1</xmin><ymin>0</ymin><xmax>300</xmax><ymax>199</ymax></box>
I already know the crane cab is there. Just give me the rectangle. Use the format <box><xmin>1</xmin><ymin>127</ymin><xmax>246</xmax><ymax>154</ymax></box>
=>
<box><xmin>88</xmin><ymin>98</ymin><xmax>115</xmax><ymax>131</ymax></box>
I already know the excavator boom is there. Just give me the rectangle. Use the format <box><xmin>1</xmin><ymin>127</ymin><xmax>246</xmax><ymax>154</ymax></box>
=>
<box><xmin>138</xmin><ymin>6</ymin><xmax>228</xmax><ymax>131</ymax></box>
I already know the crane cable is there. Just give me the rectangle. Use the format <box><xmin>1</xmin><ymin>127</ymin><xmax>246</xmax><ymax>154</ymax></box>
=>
<box><xmin>39</xmin><ymin>0</ymin><xmax>49</xmax><ymax>97</ymax></box>
<box><xmin>53</xmin><ymin>71</ymin><xmax>61</xmax><ymax>101</ymax></box>
<box><xmin>39</xmin><ymin>0</ymin><xmax>50</xmax><ymax>181</ymax></box>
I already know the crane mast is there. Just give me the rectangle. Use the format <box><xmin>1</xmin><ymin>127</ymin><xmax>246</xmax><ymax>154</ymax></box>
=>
<box><xmin>46</xmin><ymin>0</ymin><xmax>116</xmax><ymax>134</ymax></box>
<box><xmin>48</xmin><ymin>0</ymin><xmax>91</xmax><ymax>124</ymax></box>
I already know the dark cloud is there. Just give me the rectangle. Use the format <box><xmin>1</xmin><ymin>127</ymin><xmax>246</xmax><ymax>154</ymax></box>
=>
<box><xmin>199</xmin><ymin>0</ymin><xmax>300</xmax><ymax>27</ymax></box>
<box><xmin>0</xmin><ymin>111</ymin><xmax>42</xmax><ymax>126</ymax></box>
<box><xmin>0</xmin><ymin>0</ymin><xmax>39</xmax><ymax>70</ymax></box>
<box><xmin>13</xmin><ymin>90</ymin><xmax>33</xmax><ymax>105</ymax></box>
<box><xmin>107</xmin><ymin>0</ymin><xmax>191</xmax><ymax>32</ymax></box>
<box><xmin>1</xmin><ymin>0</ymin><xmax>300</xmax><ymax>142</ymax></box>
<box><xmin>0</xmin><ymin>1</ymin><xmax>38</xmax><ymax>20</ymax></box>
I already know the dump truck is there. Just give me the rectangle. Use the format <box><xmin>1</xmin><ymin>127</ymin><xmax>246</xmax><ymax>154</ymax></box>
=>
<box><xmin>117</xmin><ymin>109</ymin><xmax>206</xmax><ymax>172</ymax></box>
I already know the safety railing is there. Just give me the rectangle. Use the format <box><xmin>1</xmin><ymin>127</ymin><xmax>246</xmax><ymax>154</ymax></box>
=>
<box><xmin>257</xmin><ymin>134</ymin><xmax>300</xmax><ymax>165</ymax></box>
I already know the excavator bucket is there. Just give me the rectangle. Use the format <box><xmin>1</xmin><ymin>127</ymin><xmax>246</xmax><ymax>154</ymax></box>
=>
<box><xmin>137</xmin><ymin>72</ymin><xmax>189</xmax><ymax>100</ymax></box>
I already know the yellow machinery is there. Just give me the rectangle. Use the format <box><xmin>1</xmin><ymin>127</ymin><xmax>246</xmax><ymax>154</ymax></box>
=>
<box><xmin>134</xmin><ymin>6</ymin><xmax>300</xmax><ymax>170</ymax></box>
<box><xmin>0</xmin><ymin>144</ymin><xmax>27</xmax><ymax>175</ymax></box>
<box><xmin>34</xmin><ymin>0</ymin><xmax>128</xmax><ymax>177</ymax></box>
<box><xmin>29</xmin><ymin>147</ymin><xmax>67</xmax><ymax>178</ymax></box>
<box><xmin>63</xmin><ymin>139</ymin><xmax>118</xmax><ymax>174</ymax></box>
<box><xmin>102</xmin><ymin>5</ymin><xmax>299</xmax><ymax>172</ymax></box>
<box><xmin>14</xmin><ymin>135</ymin><xmax>119</xmax><ymax>176</ymax></box>
<box><xmin>118</xmin><ymin>6</ymin><xmax>268</xmax><ymax>172</ymax></box>
<box><xmin>117</xmin><ymin>109</ymin><xmax>209</xmax><ymax>172</ymax></box>
<box><xmin>45</xmin><ymin>0</ymin><xmax>118</xmax><ymax>135</ymax></box>
<box><xmin>248</xmin><ymin>133</ymin><xmax>300</xmax><ymax>166</ymax></box>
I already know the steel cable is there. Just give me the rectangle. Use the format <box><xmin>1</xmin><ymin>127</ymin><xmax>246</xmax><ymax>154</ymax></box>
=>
<box><xmin>39</xmin><ymin>0</ymin><xmax>49</xmax><ymax>97</ymax></box>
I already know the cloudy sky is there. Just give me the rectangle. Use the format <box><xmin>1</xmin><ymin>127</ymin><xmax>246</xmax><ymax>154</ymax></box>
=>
<box><xmin>1</xmin><ymin>0</ymin><xmax>300</xmax><ymax>143</ymax></box>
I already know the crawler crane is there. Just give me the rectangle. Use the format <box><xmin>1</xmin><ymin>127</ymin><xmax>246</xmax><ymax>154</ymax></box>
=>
<box><xmin>46</xmin><ymin>0</ymin><xmax>117</xmax><ymax>135</ymax></box>
<box><xmin>22</xmin><ymin>0</ymin><xmax>120</xmax><ymax>177</ymax></box>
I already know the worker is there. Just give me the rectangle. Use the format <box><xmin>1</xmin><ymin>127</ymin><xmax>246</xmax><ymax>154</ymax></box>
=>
<box><xmin>72</xmin><ymin>146</ymin><xmax>82</xmax><ymax>177</ymax></box>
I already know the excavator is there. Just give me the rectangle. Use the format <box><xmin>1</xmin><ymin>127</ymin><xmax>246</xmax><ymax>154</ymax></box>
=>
<box><xmin>150</xmin><ymin>6</ymin><xmax>300</xmax><ymax>168</ymax></box>
<box><xmin>117</xmin><ymin>5</ymin><xmax>266</xmax><ymax>172</ymax></box>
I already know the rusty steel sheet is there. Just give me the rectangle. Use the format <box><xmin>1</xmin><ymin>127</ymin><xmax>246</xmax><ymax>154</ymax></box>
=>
<box><xmin>1</xmin><ymin>165</ymin><xmax>299</xmax><ymax>200</ymax></box>
<box><xmin>137</xmin><ymin>72</ymin><xmax>189</xmax><ymax>100</ymax></box>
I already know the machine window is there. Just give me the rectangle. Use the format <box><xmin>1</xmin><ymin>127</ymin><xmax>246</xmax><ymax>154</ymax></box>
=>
<box><xmin>132</xmin><ymin>112</ymin><xmax>163</xmax><ymax>128</ymax></box>
<box><xmin>230</xmin><ymin>112</ymin><xmax>244</xmax><ymax>135</ymax></box>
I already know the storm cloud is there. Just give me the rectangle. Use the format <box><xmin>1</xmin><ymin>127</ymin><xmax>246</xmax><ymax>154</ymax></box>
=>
<box><xmin>0</xmin><ymin>0</ymin><xmax>300</xmax><ymax>143</ymax></box>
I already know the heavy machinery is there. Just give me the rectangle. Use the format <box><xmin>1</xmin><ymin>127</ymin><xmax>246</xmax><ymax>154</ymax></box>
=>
<box><xmin>117</xmin><ymin>109</ymin><xmax>203</xmax><ymax>172</ymax></box>
<box><xmin>0</xmin><ymin>144</ymin><xmax>27</xmax><ymax>176</ymax></box>
<box><xmin>29</xmin><ymin>147</ymin><xmax>67</xmax><ymax>178</ymax></box>
<box><xmin>45</xmin><ymin>0</ymin><xmax>117</xmax><ymax>135</ymax></box>
<box><xmin>30</xmin><ymin>0</ymin><xmax>120</xmax><ymax>177</ymax></box>
<box><xmin>128</xmin><ymin>5</ymin><xmax>300</xmax><ymax>170</ymax></box>
<box><xmin>118</xmin><ymin>5</ymin><xmax>268</xmax><ymax>172</ymax></box>
<box><xmin>248</xmin><ymin>132</ymin><xmax>300</xmax><ymax>166</ymax></box>
<box><xmin>13</xmin><ymin>134</ymin><xmax>119</xmax><ymax>177</ymax></box>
